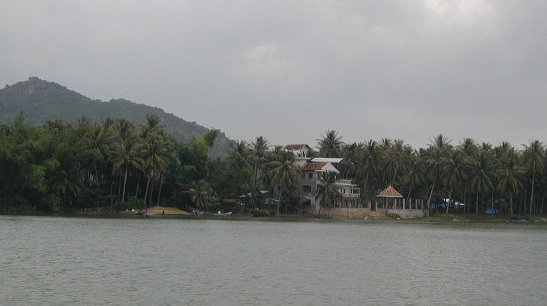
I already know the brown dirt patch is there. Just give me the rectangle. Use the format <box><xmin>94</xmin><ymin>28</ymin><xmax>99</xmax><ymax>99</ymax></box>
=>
<box><xmin>145</xmin><ymin>206</ymin><xmax>190</xmax><ymax>216</ymax></box>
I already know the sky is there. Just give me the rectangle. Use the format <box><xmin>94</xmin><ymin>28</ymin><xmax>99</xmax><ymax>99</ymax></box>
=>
<box><xmin>1</xmin><ymin>0</ymin><xmax>546</xmax><ymax>148</ymax></box>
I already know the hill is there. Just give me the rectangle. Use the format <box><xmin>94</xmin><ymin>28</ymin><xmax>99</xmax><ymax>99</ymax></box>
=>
<box><xmin>0</xmin><ymin>77</ymin><xmax>232</xmax><ymax>156</ymax></box>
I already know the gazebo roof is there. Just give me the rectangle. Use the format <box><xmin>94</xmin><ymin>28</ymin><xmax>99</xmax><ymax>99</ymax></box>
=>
<box><xmin>377</xmin><ymin>185</ymin><xmax>403</xmax><ymax>198</ymax></box>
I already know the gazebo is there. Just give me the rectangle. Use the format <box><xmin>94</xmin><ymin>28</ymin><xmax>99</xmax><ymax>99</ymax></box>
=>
<box><xmin>376</xmin><ymin>185</ymin><xmax>403</xmax><ymax>209</ymax></box>
<box><xmin>375</xmin><ymin>185</ymin><xmax>424</xmax><ymax>210</ymax></box>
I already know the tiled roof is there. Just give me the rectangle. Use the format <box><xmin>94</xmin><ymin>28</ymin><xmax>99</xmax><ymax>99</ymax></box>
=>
<box><xmin>377</xmin><ymin>185</ymin><xmax>403</xmax><ymax>198</ymax></box>
<box><xmin>285</xmin><ymin>144</ymin><xmax>310</xmax><ymax>150</ymax></box>
<box><xmin>302</xmin><ymin>162</ymin><xmax>328</xmax><ymax>171</ymax></box>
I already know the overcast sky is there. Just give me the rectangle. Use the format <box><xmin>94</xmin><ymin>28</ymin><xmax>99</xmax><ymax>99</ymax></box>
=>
<box><xmin>1</xmin><ymin>1</ymin><xmax>546</xmax><ymax>148</ymax></box>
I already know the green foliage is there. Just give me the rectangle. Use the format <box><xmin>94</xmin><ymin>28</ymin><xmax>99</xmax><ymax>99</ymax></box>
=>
<box><xmin>0</xmin><ymin>92</ymin><xmax>545</xmax><ymax>216</ymax></box>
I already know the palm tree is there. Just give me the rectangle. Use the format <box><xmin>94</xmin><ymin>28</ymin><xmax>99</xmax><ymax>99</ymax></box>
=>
<box><xmin>497</xmin><ymin>149</ymin><xmax>522</xmax><ymax>215</ymax></box>
<box><xmin>402</xmin><ymin>154</ymin><xmax>424</xmax><ymax>200</ymax></box>
<box><xmin>523</xmin><ymin>140</ymin><xmax>545</xmax><ymax>215</ymax></box>
<box><xmin>109</xmin><ymin>139</ymin><xmax>143</xmax><ymax>203</ymax></box>
<box><xmin>425</xmin><ymin>135</ymin><xmax>452</xmax><ymax>215</ymax></box>
<box><xmin>81</xmin><ymin>122</ymin><xmax>113</xmax><ymax>184</ymax></box>
<box><xmin>442</xmin><ymin>150</ymin><xmax>467</xmax><ymax>213</ymax></box>
<box><xmin>190</xmin><ymin>179</ymin><xmax>215</xmax><ymax>211</ymax></box>
<box><xmin>318</xmin><ymin>130</ymin><xmax>343</xmax><ymax>158</ymax></box>
<box><xmin>342</xmin><ymin>142</ymin><xmax>361</xmax><ymax>179</ymax></box>
<box><xmin>469</xmin><ymin>150</ymin><xmax>494</xmax><ymax>214</ymax></box>
<box><xmin>140</xmin><ymin>114</ymin><xmax>161</xmax><ymax>139</ymax></box>
<box><xmin>228</xmin><ymin>141</ymin><xmax>252</xmax><ymax>196</ymax></box>
<box><xmin>315</xmin><ymin>171</ymin><xmax>340</xmax><ymax>216</ymax></box>
<box><xmin>459</xmin><ymin>138</ymin><xmax>479</xmax><ymax>160</ymax></box>
<box><xmin>266</xmin><ymin>154</ymin><xmax>297</xmax><ymax>216</ymax></box>
<box><xmin>384</xmin><ymin>139</ymin><xmax>407</xmax><ymax>185</ymax></box>
<box><xmin>141</xmin><ymin>132</ymin><xmax>174</xmax><ymax>207</ymax></box>
<box><xmin>356</xmin><ymin>140</ymin><xmax>382</xmax><ymax>199</ymax></box>
<box><xmin>250</xmin><ymin>136</ymin><xmax>269</xmax><ymax>207</ymax></box>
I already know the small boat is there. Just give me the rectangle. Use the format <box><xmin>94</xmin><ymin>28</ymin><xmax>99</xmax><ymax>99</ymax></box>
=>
<box><xmin>193</xmin><ymin>210</ymin><xmax>232</xmax><ymax>217</ymax></box>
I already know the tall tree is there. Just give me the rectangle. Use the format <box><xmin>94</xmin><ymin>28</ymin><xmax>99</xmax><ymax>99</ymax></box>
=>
<box><xmin>469</xmin><ymin>150</ymin><xmax>494</xmax><ymax>214</ymax></box>
<box><xmin>141</xmin><ymin>131</ymin><xmax>174</xmax><ymax>207</ymax></box>
<box><xmin>523</xmin><ymin>140</ymin><xmax>545</xmax><ymax>215</ymax></box>
<box><xmin>356</xmin><ymin>140</ymin><xmax>382</xmax><ymax>199</ymax></box>
<box><xmin>425</xmin><ymin>135</ymin><xmax>452</xmax><ymax>215</ymax></box>
<box><xmin>190</xmin><ymin>179</ymin><xmax>215</xmax><ymax>211</ymax></box>
<box><xmin>228</xmin><ymin>141</ymin><xmax>252</xmax><ymax>197</ymax></box>
<box><xmin>315</xmin><ymin>171</ymin><xmax>340</xmax><ymax>216</ymax></box>
<box><xmin>266</xmin><ymin>154</ymin><xmax>297</xmax><ymax>216</ymax></box>
<box><xmin>497</xmin><ymin>148</ymin><xmax>522</xmax><ymax>215</ymax></box>
<box><xmin>442</xmin><ymin>150</ymin><xmax>467</xmax><ymax>213</ymax></box>
<box><xmin>250</xmin><ymin>136</ymin><xmax>269</xmax><ymax>207</ymax></box>
<box><xmin>318</xmin><ymin>130</ymin><xmax>343</xmax><ymax>158</ymax></box>
<box><xmin>109</xmin><ymin>139</ymin><xmax>143</xmax><ymax>203</ymax></box>
<box><xmin>402</xmin><ymin>153</ymin><xmax>424</xmax><ymax>199</ymax></box>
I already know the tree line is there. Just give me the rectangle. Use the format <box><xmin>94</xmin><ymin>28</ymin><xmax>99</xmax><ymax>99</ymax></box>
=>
<box><xmin>316</xmin><ymin>131</ymin><xmax>546</xmax><ymax>216</ymax></box>
<box><xmin>1</xmin><ymin>115</ymin><xmax>545</xmax><ymax>216</ymax></box>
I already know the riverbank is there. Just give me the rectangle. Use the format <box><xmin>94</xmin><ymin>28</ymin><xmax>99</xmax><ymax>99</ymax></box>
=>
<box><xmin>2</xmin><ymin>209</ymin><xmax>547</xmax><ymax>224</ymax></box>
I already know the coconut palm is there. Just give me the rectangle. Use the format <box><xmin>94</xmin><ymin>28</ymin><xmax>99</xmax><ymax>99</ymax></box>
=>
<box><xmin>356</xmin><ymin>140</ymin><xmax>382</xmax><ymax>198</ymax></box>
<box><xmin>469</xmin><ymin>150</ymin><xmax>494</xmax><ymax>214</ymax></box>
<box><xmin>442</xmin><ymin>150</ymin><xmax>467</xmax><ymax>213</ymax></box>
<box><xmin>140</xmin><ymin>114</ymin><xmax>161</xmax><ymax>139</ymax></box>
<box><xmin>497</xmin><ymin>148</ymin><xmax>522</xmax><ymax>215</ymax></box>
<box><xmin>190</xmin><ymin>179</ymin><xmax>215</xmax><ymax>211</ymax></box>
<box><xmin>318</xmin><ymin>130</ymin><xmax>343</xmax><ymax>158</ymax></box>
<box><xmin>384</xmin><ymin>139</ymin><xmax>407</xmax><ymax>185</ymax></box>
<box><xmin>315</xmin><ymin>171</ymin><xmax>340</xmax><ymax>216</ymax></box>
<box><xmin>523</xmin><ymin>140</ymin><xmax>545</xmax><ymax>215</ymax></box>
<box><xmin>80</xmin><ymin>122</ymin><xmax>113</xmax><ymax>184</ymax></box>
<box><xmin>342</xmin><ymin>142</ymin><xmax>361</xmax><ymax>179</ymax></box>
<box><xmin>402</xmin><ymin>153</ymin><xmax>424</xmax><ymax>200</ymax></box>
<box><xmin>266</xmin><ymin>154</ymin><xmax>297</xmax><ymax>216</ymax></box>
<box><xmin>250</xmin><ymin>136</ymin><xmax>269</xmax><ymax>207</ymax></box>
<box><xmin>424</xmin><ymin>135</ymin><xmax>452</xmax><ymax>215</ymax></box>
<box><xmin>141</xmin><ymin>132</ymin><xmax>175</xmax><ymax>207</ymax></box>
<box><xmin>228</xmin><ymin>141</ymin><xmax>252</xmax><ymax>196</ymax></box>
<box><xmin>109</xmin><ymin>139</ymin><xmax>143</xmax><ymax>203</ymax></box>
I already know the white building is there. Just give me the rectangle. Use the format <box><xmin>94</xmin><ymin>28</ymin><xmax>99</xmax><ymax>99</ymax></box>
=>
<box><xmin>286</xmin><ymin>145</ymin><xmax>361</xmax><ymax>209</ymax></box>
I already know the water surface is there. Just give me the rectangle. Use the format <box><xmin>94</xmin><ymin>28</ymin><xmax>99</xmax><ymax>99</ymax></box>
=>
<box><xmin>1</xmin><ymin>217</ymin><xmax>545</xmax><ymax>305</ymax></box>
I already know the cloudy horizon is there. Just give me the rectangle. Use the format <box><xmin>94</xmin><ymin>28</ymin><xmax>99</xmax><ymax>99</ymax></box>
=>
<box><xmin>1</xmin><ymin>1</ymin><xmax>546</xmax><ymax>148</ymax></box>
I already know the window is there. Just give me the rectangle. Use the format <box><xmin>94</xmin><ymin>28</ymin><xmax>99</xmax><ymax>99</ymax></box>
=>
<box><xmin>303</xmin><ymin>185</ymin><xmax>311</xmax><ymax>193</ymax></box>
<box><xmin>308</xmin><ymin>172</ymin><xmax>313</xmax><ymax>179</ymax></box>
<box><xmin>301</xmin><ymin>173</ymin><xmax>305</xmax><ymax>180</ymax></box>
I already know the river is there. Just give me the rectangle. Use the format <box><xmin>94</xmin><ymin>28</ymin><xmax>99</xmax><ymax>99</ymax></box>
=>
<box><xmin>1</xmin><ymin>216</ymin><xmax>545</xmax><ymax>305</ymax></box>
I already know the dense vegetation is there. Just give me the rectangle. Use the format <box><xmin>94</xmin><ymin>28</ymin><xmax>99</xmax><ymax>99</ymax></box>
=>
<box><xmin>0</xmin><ymin>114</ymin><xmax>297</xmax><ymax>214</ymax></box>
<box><xmin>317</xmin><ymin>131</ymin><xmax>546</xmax><ymax>216</ymax></box>
<box><xmin>1</xmin><ymin>114</ymin><xmax>545</xmax><ymax>216</ymax></box>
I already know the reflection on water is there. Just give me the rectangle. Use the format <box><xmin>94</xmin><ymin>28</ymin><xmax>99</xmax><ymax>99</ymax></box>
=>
<box><xmin>1</xmin><ymin>217</ymin><xmax>546</xmax><ymax>305</ymax></box>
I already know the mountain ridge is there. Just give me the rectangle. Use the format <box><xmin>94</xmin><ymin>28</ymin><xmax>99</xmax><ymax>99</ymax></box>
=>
<box><xmin>0</xmin><ymin>77</ymin><xmax>232</xmax><ymax>156</ymax></box>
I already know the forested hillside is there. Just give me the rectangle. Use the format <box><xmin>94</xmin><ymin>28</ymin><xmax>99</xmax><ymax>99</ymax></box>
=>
<box><xmin>0</xmin><ymin>77</ymin><xmax>231</xmax><ymax>156</ymax></box>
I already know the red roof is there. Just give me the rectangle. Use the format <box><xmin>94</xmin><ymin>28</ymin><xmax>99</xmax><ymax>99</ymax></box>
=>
<box><xmin>377</xmin><ymin>185</ymin><xmax>403</xmax><ymax>198</ymax></box>
<box><xmin>302</xmin><ymin>162</ymin><xmax>328</xmax><ymax>171</ymax></box>
<box><xmin>285</xmin><ymin>144</ymin><xmax>310</xmax><ymax>150</ymax></box>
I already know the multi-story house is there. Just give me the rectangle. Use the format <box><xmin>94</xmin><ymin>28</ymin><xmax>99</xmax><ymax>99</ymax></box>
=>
<box><xmin>284</xmin><ymin>145</ymin><xmax>361</xmax><ymax>209</ymax></box>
